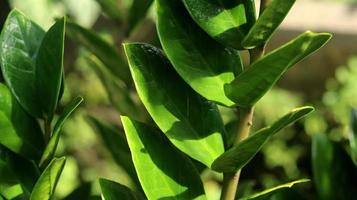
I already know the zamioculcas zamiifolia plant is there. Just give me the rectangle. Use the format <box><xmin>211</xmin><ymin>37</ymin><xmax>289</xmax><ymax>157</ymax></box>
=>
<box><xmin>107</xmin><ymin>0</ymin><xmax>332</xmax><ymax>199</ymax></box>
<box><xmin>0</xmin><ymin>10</ymin><xmax>82</xmax><ymax>199</ymax></box>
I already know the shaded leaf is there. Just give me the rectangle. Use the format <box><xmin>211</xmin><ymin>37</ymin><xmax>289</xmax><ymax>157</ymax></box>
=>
<box><xmin>349</xmin><ymin>108</ymin><xmax>357</xmax><ymax>164</ymax></box>
<box><xmin>212</xmin><ymin>106</ymin><xmax>313</xmax><ymax>172</ymax></box>
<box><xmin>99</xmin><ymin>178</ymin><xmax>140</xmax><ymax>200</ymax></box>
<box><xmin>30</xmin><ymin>157</ymin><xmax>66</xmax><ymax>200</ymax></box>
<box><xmin>0</xmin><ymin>9</ymin><xmax>45</xmax><ymax>117</ymax></box>
<box><xmin>225</xmin><ymin>32</ymin><xmax>332</xmax><ymax>107</ymax></box>
<box><xmin>39</xmin><ymin>97</ymin><xmax>83</xmax><ymax>168</ymax></box>
<box><xmin>66</xmin><ymin>21</ymin><xmax>131</xmax><ymax>85</ymax></box>
<box><xmin>0</xmin><ymin>83</ymin><xmax>44</xmax><ymax>161</ymax></box>
<box><xmin>35</xmin><ymin>17</ymin><xmax>65</xmax><ymax>120</ymax></box>
<box><xmin>157</xmin><ymin>0</ymin><xmax>242</xmax><ymax>107</ymax></box>
<box><xmin>183</xmin><ymin>0</ymin><xmax>256</xmax><ymax>49</ymax></box>
<box><xmin>128</xmin><ymin>0</ymin><xmax>153</xmax><ymax>33</ymax></box>
<box><xmin>62</xmin><ymin>182</ymin><xmax>91</xmax><ymax>200</ymax></box>
<box><xmin>121</xmin><ymin>117</ymin><xmax>206</xmax><ymax>200</ymax></box>
<box><xmin>242</xmin><ymin>0</ymin><xmax>295</xmax><ymax>48</ymax></box>
<box><xmin>124</xmin><ymin>43</ymin><xmax>225</xmax><ymax>167</ymax></box>
<box><xmin>240</xmin><ymin>179</ymin><xmax>309</xmax><ymax>200</ymax></box>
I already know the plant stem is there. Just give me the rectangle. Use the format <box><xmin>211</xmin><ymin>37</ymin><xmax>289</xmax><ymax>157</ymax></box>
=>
<box><xmin>44</xmin><ymin>118</ymin><xmax>52</xmax><ymax>144</ymax></box>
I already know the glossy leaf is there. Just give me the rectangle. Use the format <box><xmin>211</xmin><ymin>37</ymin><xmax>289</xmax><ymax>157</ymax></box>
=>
<box><xmin>0</xmin><ymin>9</ymin><xmax>45</xmax><ymax>117</ymax></box>
<box><xmin>128</xmin><ymin>0</ymin><xmax>153</xmax><ymax>33</ymax></box>
<box><xmin>212</xmin><ymin>106</ymin><xmax>313</xmax><ymax>172</ymax></box>
<box><xmin>99</xmin><ymin>178</ymin><xmax>140</xmax><ymax>200</ymax></box>
<box><xmin>66</xmin><ymin>21</ymin><xmax>131</xmax><ymax>85</ymax></box>
<box><xmin>225</xmin><ymin>32</ymin><xmax>332</xmax><ymax>107</ymax></box>
<box><xmin>312</xmin><ymin>134</ymin><xmax>357</xmax><ymax>200</ymax></box>
<box><xmin>157</xmin><ymin>0</ymin><xmax>242</xmax><ymax>107</ymax></box>
<box><xmin>39</xmin><ymin>97</ymin><xmax>83</xmax><ymax>168</ymax></box>
<box><xmin>240</xmin><ymin>179</ymin><xmax>310</xmax><ymax>200</ymax></box>
<box><xmin>121</xmin><ymin>117</ymin><xmax>206</xmax><ymax>200</ymax></box>
<box><xmin>124</xmin><ymin>43</ymin><xmax>225</xmax><ymax>167</ymax></box>
<box><xmin>30</xmin><ymin>157</ymin><xmax>66</xmax><ymax>200</ymax></box>
<box><xmin>349</xmin><ymin>108</ymin><xmax>357</xmax><ymax>164</ymax></box>
<box><xmin>88</xmin><ymin>117</ymin><xmax>140</xmax><ymax>189</ymax></box>
<box><xmin>0</xmin><ymin>83</ymin><xmax>44</xmax><ymax>161</ymax></box>
<box><xmin>183</xmin><ymin>0</ymin><xmax>256</xmax><ymax>49</ymax></box>
<box><xmin>242</xmin><ymin>0</ymin><xmax>295</xmax><ymax>48</ymax></box>
<box><xmin>35</xmin><ymin>18</ymin><xmax>65</xmax><ymax>120</ymax></box>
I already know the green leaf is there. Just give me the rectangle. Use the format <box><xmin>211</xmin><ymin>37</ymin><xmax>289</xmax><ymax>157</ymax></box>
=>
<box><xmin>39</xmin><ymin>97</ymin><xmax>83</xmax><ymax>168</ymax></box>
<box><xmin>0</xmin><ymin>83</ymin><xmax>44</xmax><ymax>161</ymax></box>
<box><xmin>62</xmin><ymin>183</ymin><xmax>91</xmax><ymax>200</ymax></box>
<box><xmin>240</xmin><ymin>179</ymin><xmax>310</xmax><ymax>200</ymax></box>
<box><xmin>124</xmin><ymin>43</ymin><xmax>225</xmax><ymax>167</ymax></box>
<box><xmin>99</xmin><ymin>179</ymin><xmax>140</xmax><ymax>200</ymax></box>
<box><xmin>121</xmin><ymin>117</ymin><xmax>206</xmax><ymax>200</ymax></box>
<box><xmin>30</xmin><ymin>157</ymin><xmax>66</xmax><ymax>200</ymax></box>
<box><xmin>88</xmin><ymin>117</ymin><xmax>140</xmax><ymax>189</ymax></box>
<box><xmin>66</xmin><ymin>21</ymin><xmax>131</xmax><ymax>85</ymax></box>
<box><xmin>35</xmin><ymin>17</ymin><xmax>66</xmax><ymax>120</ymax></box>
<box><xmin>225</xmin><ymin>32</ymin><xmax>332</xmax><ymax>107</ymax></box>
<box><xmin>350</xmin><ymin>108</ymin><xmax>357</xmax><ymax>164</ymax></box>
<box><xmin>95</xmin><ymin>0</ymin><xmax>123</xmax><ymax>22</ymax></box>
<box><xmin>242</xmin><ymin>0</ymin><xmax>295</xmax><ymax>48</ymax></box>
<box><xmin>128</xmin><ymin>0</ymin><xmax>153</xmax><ymax>33</ymax></box>
<box><xmin>312</xmin><ymin>134</ymin><xmax>357</xmax><ymax>200</ymax></box>
<box><xmin>0</xmin><ymin>184</ymin><xmax>23</xmax><ymax>200</ymax></box>
<box><xmin>157</xmin><ymin>0</ymin><xmax>243</xmax><ymax>107</ymax></box>
<box><xmin>0</xmin><ymin>9</ymin><xmax>45</xmax><ymax>117</ymax></box>
<box><xmin>212</xmin><ymin>106</ymin><xmax>313</xmax><ymax>172</ymax></box>
<box><xmin>183</xmin><ymin>0</ymin><xmax>256</xmax><ymax>49</ymax></box>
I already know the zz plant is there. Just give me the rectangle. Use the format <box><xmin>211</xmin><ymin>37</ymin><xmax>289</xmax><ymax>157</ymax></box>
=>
<box><xmin>103</xmin><ymin>0</ymin><xmax>332</xmax><ymax>200</ymax></box>
<box><xmin>0</xmin><ymin>10</ymin><xmax>82</xmax><ymax>199</ymax></box>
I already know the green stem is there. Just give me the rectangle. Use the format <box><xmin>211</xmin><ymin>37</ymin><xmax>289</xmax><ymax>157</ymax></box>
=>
<box><xmin>44</xmin><ymin>118</ymin><xmax>52</xmax><ymax>144</ymax></box>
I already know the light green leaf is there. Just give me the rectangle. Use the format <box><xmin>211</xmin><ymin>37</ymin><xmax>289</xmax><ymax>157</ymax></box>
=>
<box><xmin>157</xmin><ymin>0</ymin><xmax>242</xmax><ymax>107</ymax></box>
<box><xmin>128</xmin><ymin>0</ymin><xmax>153</xmax><ymax>33</ymax></box>
<box><xmin>225</xmin><ymin>32</ymin><xmax>332</xmax><ymax>107</ymax></box>
<box><xmin>0</xmin><ymin>9</ymin><xmax>45</xmax><ymax>117</ymax></box>
<box><xmin>349</xmin><ymin>109</ymin><xmax>357</xmax><ymax>164</ymax></box>
<box><xmin>242</xmin><ymin>0</ymin><xmax>295</xmax><ymax>48</ymax></box>
<box><xmin>66</xmin><ymin>21</ymin><xmax>131</xmax><ymax>85</ymax></box>
<box><xmin>183</xmin><ymin>0</ymin><xmax>256</xmax><ymax>49</ymax></box>
<box><xmin>0</xmin><ymin>184</ymin><xmax>23</xmax><ymax>200</ymax></box>
<box><xmin>212</xmin><ymin>106</ymin><xmax>313</xmax><ymax>172</ymax></box>
<box><xmin>30</xmin><ymin>157</ymin><xmax>66</xmax><ymax>200</ymax></box>
<box><xmin>121</xmin><ymin>117</ymin><xmax>206</xmax><ymax>200</ymax></box>
<box><xmin>35</xmin><ymin>17</ymin><xmax>65</xmax><ymax>120</ymax></box>
<box><xmin>39</xmin><ymin>97</ymin><xmax>83</xmax><ymax>168</ymax></box>
<box><xmin>124</xmin><ymin>43</ymin><xmax>225</xmax><ymax>167</ymax></box>
<box><xmin>0</xmin><ymin>83</ymin><xmax>44</xmax><ymax>161</ymax></box>
<box><xmin>99</xmin><ymin>178</ymin><xmax>140</xmax><ymax>200</ymax></box>
<box><xmin>240</xmin><ymin>179</ymin><xmax>310</xmax><ymax>200</ymax></box>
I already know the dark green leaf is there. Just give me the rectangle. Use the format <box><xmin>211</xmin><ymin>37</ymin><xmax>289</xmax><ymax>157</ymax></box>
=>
<box><xmin>212</xmin><ymin>106</ymin><xmax>313</xmax><ymax>172</ymax></box>
<box><xmin>0</xmin><ymin>9</ymin><xmax>45</xmax><ymax>117</ymax></box>
<box><xmin>95</xmin><ymin>0</ymin><xmax>123</xmax><ymax>21</ymax></box>
<box><xmin>66</xmin><ymin>21</ymin><xmax>131</xmax><ymax>85</ymax></box>
<box><xmin>242</xmin><ymin>0</ymin><xmax>295</xmax><ymax>48</ymax></box>
<box><xmin>350</xmin><ymin>108</ymin><xmax>357</xmax><ymax>164</ymax></box>
<box><xmin>99</xmin><ymin>179</ymin><xmax>140</xmax><ymax>200</ymax></box>
<box><xmin>35</xmin><ymin>17</ymin><xmax>65</xmax><ymax>120</ymax></box>
<box><xmin>39</xmin><ymin>97</ymin><xmax>83</xmax><ymax>168</ymax></box>
<box><xmin>62</xmin><ymin>182</ymin><xmax>91</xmax><ymax>200</ymax></box>
<box><xmin>0</xmin><ymin>0</ymin><xmax>10</xmax><ymax>30</ymax></box>
<box><xmin>225</xmin><ymin>32</ymin><xmax>332</xmax><ymax>107</ymax></box>
<box><xmin>157</xmin><ymin>0</ymin><xmax>243</xmax><ymax>107</ymax></box>
<box><xmin>183</xmin><ymin>0</ymin><xmax>256</xmax><ymax>49</ymax></box>
<box><xmin>30</xmin><ymin>157</ymin><xmax>66</xmax><ymax>200</ymax></box>
<box><xmin>121</xmin><ymin>117</ymin><xmax>206</xmax><ymax>200</ymax></box>
<box><xmin>240</xmin><ymin>179</ymin><xmax>309</xmax><ymax>200</ymax></box>
<box><xmin>128</xmin><ymin>0</ymin><xmax>153</xmax><ymax>33</ymax></box>
<box><xmin>124</xmin><ymin>43</ymin><xmax>225</xmax><ymax>167</ymax></box>
<box><xmin>312</xmin><ymin>134</ymin><xmax>357</xmax><ymax>200</ymax></box>
<box><xmin>0</xmin><ymin>83</ymin><xmax>44</xmax><ymax>161</ymax></box>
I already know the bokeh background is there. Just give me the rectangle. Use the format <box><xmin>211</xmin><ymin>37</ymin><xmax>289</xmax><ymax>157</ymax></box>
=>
<box><xmin>1</xmin><ymin>0</ymin><xmax>357</xmax><ymax>199</ymax></box>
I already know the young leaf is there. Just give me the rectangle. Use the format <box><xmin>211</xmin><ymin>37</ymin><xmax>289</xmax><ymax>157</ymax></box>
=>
<box><xmin>183</xmin><ymin>0</ymin><xmax>256</xmax><ymax>49</ymax></box>
<box><xmin>124</xmin><ymin>43</ymin><xmax>225</xmax><ymax>167</ymax></box>
<box><xmin>0</xmin><ymin>83</ymin><xmax>44</xmax><ymax>161</ymax></box>
<box><xmin>121</xmin><ymin>117</ymin><xmax>206</xmax><ymax>200</ymax></box>
<box><xmin>66</xmin><ymin>21</ymin><xmax>131</xmax><ymax>85</ymax></box>
<box><xmin>157</xmin><ymin>0</ymin><xmax>242</xmax><ymax>107</ymax></box>
<box><xmin>39</xmin><ymin>97</ymin><xmax>83</xmax><ymax>168</ymax></box>
<box><xmin>349</xmin><ymin>109</ymin><xmax>357</xmax><ymax>164</ymax></box>
<box><xmin>225</xmin><ymin>32</ymin><xmax>332</xmax><ymax>107</ymax></box>
<box><xmin>242</xmin><ymin>0</ymin><xmax>295</xmax><ymax>48</ymax></box>
<box><xmin>212</xmin><ymin>106</ymin><xmax>313</xmax><ymax>172</ymax></box>
<box><xmin>99</xmin><ymin>179</ymin><xmax>140</xmax><ymax>200</ymax></box>
<box><xmin>240</xmin><ymin>179</ymin><xmax>310</xmax><ymax>200</ymax></box>
<box><xmin>128</xmin><ymin>0</ymin><xmax>153</xmax><ymax>33</ymax></box>
<box><xmin>0</xmin><ymin>9</ymin><xmax>45</xmax><ymax>117</ymax></box>
<box><xmin>35</xmin><ymin>17</ymin><xmax>66</xmax><ymax>120</ymax></box>
<box><xmin>30</xmin><ymin>157</ymin><xmax>66</xmax><ymax>200</ymax></box>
